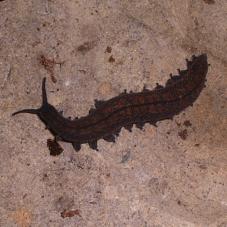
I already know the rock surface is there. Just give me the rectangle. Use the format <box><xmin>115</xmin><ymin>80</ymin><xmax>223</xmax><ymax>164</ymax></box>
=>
<box><xmin>0</xmin><ymin>0</ymin><xmax>227</xmax><ymax>226</ymax></box>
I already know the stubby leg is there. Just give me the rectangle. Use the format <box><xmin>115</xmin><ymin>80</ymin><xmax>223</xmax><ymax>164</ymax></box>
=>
<box><xmin>72</xmin><ymin>142</ymin><xmax>81</xmax><ymax>152</ymax></box>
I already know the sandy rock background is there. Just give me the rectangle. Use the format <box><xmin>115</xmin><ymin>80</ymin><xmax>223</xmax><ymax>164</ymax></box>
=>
<box><xmin>0</xmin><ymin>0</ymin><xmax>227</xmax><ymax>226</ymax></box>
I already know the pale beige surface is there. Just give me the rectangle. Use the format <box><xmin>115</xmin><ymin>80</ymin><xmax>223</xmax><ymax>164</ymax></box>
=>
<box><xmin>0</xmin><ymin>0</ymin><xmax>227</xmax><ymax>226</ymax></box>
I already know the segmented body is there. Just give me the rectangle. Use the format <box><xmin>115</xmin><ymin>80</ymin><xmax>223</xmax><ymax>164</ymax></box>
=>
<box><xmin>12</xmin><ymin>54</ymin><xmax>208</xmax><ymax>151</ymax></box>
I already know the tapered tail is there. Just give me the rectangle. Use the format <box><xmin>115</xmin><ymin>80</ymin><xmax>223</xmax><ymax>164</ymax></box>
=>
<box><xmin>12</xmin><ymin>108</ymin><xmax>39</xmax><ymax>116</ymax></box>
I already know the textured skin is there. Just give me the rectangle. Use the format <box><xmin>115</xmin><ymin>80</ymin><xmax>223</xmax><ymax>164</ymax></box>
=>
<box><xmin>12</xmin><ymin>54</ymin><xmax>208</xmax><ymax>151</ymax></box>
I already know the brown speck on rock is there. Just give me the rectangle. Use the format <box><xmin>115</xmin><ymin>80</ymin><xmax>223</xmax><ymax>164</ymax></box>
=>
<box><xmin>51</xmin><ymin>75</ymin><xmax>57</xmax><ymax>84</ymax></box>
<box><xmin>39</xmin><ymin>54</ymin><xmax>64</xmax><ymax>83</ymax></box>
<box><xmin>77</xmin><ymin>40</ymin><xmax>96</xmax><ymax>54</ymax></box>
<box><xmin>105</xmin><ymin>46</ymin><xmax>112</xmax><ymax>53</ymax></box>
<box><xmin>183</xmin><ymin>120</ymin><xmax>192</xmax><ymax>127</ymax></box>
<box><xmin>61</xmin><ymin>209</ymin><xmax>81</xmax><ymax>218</ymax></box>
<box><xmin>203</xmin><ymin>0</ymin><xmax>215</xmax><ymax>4</ymax></box>
<box><xmin>108</xmin><ymin>55</ymin><xmax>115</xmax><ymax>63</ymax></box>
<box><xmin>78</xmin><ymin>69</ymin><xmax>86</xmax><ymax>74</ymax></box>
<box><xmin>89</xmin><ymin>201</ymin><xmax>97</xmax><ymax>204</ymax></box>
<box><xmin>178</xmin><ymin>129</ymin><xmax>188</xmax><ymax>140</ymax></box>
<box><xmin>199</xmin><ymin>164</ymin><xmax>207</xmax><ymax>170</ymax></box>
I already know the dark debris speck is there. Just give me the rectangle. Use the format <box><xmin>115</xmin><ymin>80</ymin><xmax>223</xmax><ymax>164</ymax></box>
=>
<box><xmin>61</xmin><ymin>209</ymin><xmax>81</xmax><ymax>218</ymax></box>
<box><xmin>183</xmin><ymin>120</ymin><xmax>192</xmax><ymax>127</ymax></box>
<box><xmin>105</xmin><ymin>46</ymin><xmax>112</xmax><ymax>53</ymax></box>
<box><xmin>178</xmin><ymin>129</ymin><xmax>188</xmax><ymax>140</ymax></box>
<box><xmin>77</xmin><ymin>41</ymin><xmax>96</xmax><ymax>54</ymax></box>
<box><xmin>108</xmin><ymin>55</ymin><xmax>115</xmax><ymax>63</ymax></box>
<box><xmin>203</xmin><ymin>0</ymin><xmax>215</xmax><ymax>4</ymax></box>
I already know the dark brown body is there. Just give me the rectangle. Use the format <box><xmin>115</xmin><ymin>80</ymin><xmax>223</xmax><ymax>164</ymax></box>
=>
<box><xmin>12</xmin><ymin>54</ymin><xmax>208</xmax><ymax>151</ymax></box>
